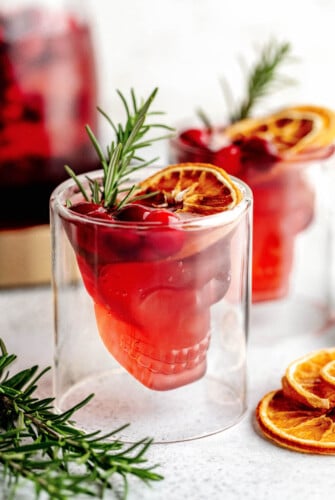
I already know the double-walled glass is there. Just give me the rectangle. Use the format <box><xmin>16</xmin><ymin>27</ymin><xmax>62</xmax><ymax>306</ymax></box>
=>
<box><xmin>171</xmin><ymin>135</ymin><xmax>334</xmax><ymax>339</ymax></box>
<box><xmin>51</xmin><ymin>170</ymin><xmax>252</xmax><ymax>443</ymax></box>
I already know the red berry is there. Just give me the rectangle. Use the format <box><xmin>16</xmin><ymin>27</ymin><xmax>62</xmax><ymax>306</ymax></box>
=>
<box><xmin>88</xmin><ymin>207</ymin><xmax>114</xmax><ymax>222</ymax></box>
<box><xmin>213</xmin><ymin>144</ymin><xmax>242</xmax><ymax>176</ymax></box>
<box><xmin>114</xmin><ymin>204</ymin><xmax>152</xmax><ymax>222</ymax></box>
<box><xmin>235</xmin><ymin>136</ymin><xmax>279</xmax><ymax>168</ymax></box>
<box><xmin>144</xmin><ymin>209</ymin><xmax>180</xmax><ymax>225</ymax></box>
<box><xmin>146</xmin><ymin>228</ymin><xmax>184</xmax><ymax>258</ymax></box>
<box><xmin>179</xmin><ymin>128</ymin><xmax>209</xmax><ymax>148</ymax></box>
<box><xmin>177</xmin><ymin>128</ymin><xmax>243</xmax><ymax>176</ymax></box>
<box><xmin>67</xmin><ymin>202</ymin><xmax>116</xmax><ymax>262</ymax></box>
<box><xmin>143</xmin><ymin>209</ymin><xmax>184</xmax><ymax>257</ymax></box>
<box><xmin>70</xmin><ymin>201</ymin><xmax>100</xmax><ymax>215</ymax></box>
<box><xmin>70</xmin><ymin>202</ymin><xmax>114</xmax><ymax>221</ymax></box>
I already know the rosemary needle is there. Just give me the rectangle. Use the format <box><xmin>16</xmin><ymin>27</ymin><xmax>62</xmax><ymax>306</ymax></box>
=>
<box><xmin>197</xmin><ymin>39</ymin><xmax>295</xmax><ymax>127</ymax></box>
<box><xmin>0</xmin><ymin>339</ymin><xmax>163</xmax><ymax>499</ymax></box>
<box><xmin>65</xmin><ymin>87</ymin><xmax>174</xmax><ymax>211</ymax></box>
<box><xmin>230</xmin><ymin>40</ymin><xmax>295</xmax><ymax>122</ymax></box>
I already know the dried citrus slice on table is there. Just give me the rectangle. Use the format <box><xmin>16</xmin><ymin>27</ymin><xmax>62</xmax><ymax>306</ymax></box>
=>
<box><xmin>320</xmin><ymin>360</ymin><xmax>335</xmax><ymax>387</ymax></box>
<box><xmin>282</xmin><ymin>348</ymin><xmax>335</xmax><ymax>409</ymax></box>
<box><xmin>225</xmin><ymin>104</ymin><xmax>335</xmax><ymax>157</ymax></box>
<box><xmin>256</xmin><ymin>389</ymin><xmax>335</xmax><ymax>455</ymax></box>
<box><xmin>137</xmin><ymin>163</ymin><xmax>242</xmax><ymax>215</ymax></box>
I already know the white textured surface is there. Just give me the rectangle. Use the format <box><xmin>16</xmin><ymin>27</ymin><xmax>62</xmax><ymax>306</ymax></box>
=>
<box><xmin>2</xmin><ymin>286</ymin><xmax>335</xmax><ymax>499</ymax></box>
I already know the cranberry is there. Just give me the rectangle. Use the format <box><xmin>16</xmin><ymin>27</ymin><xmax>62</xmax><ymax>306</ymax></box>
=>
<box><xmin>69</xmin><ymin>201</ymin><xmax>100</xmax><ymax>215</ymax></box>
<box><xmin>214</xmin><ymin>144</ymin><xmax>242</xmax><ymax>176</ymax></box>
<box><xmin>67</xmin><ymin>202</ymin><xmax>118</xmax><ymax>262</ymax></box>
<box><xmin>144</xmin><ymin>209</ymin><xmax>180</xmax><ymax>225</ymax></box>
<box><xmin>87</xmin><ymin>206</ymin><xmax>114</xmax><ymax>222</ymax></box>
<box><xmin>179</xmin><ymin>128</ymin><xmax>209</xmax><ymax>149</ymax></box>
<box><xmin>177</xmin><ymin>128</ymin><xmax>243</xmax><ymax>176</ymax></box>
<box><xmin>114</xmin><ymin>203</ymin><xmax>152</xmax><ymax>222</ymax></box>
<box><xmin>235</xmin><ymin>136</ymin><xmax>279</xmax><ymax>168</ymax></box>
<box><xmin>148</xmin><ymin>229</ymin><xmax>184</xmax><ymax>257</ymax></box>
<box><xmin>70</xmin><ymin>202</ymin><xmax>114</xmax><ymax>223</ymax></box>
<box><xmin>23</xmin><ymin>93</ymin><xmax>44</xmax><ymax>122</ymax></box>
<box><xmin>143</xmin><ymin>209</ymin><xmax>184</xmax><ymax>258</ymax></box>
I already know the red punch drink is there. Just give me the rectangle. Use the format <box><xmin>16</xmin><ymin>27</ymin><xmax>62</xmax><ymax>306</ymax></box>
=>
<box><xmin>59</xmin><ymin>164</ymin><xmax>245</xmax><ymax>390</ymax></box>
<box><xmin>170</xmin><ymin>105</ymin><xmax>335</xmax><ymax>302</ymax></box>
<box><xmin>51</xmin><ymin>90</ymin><xmax>252</xmax><ymax>440</ymax></box>
<box><xmin>0</xmin><ymin>7</ymin><xmax>98</xmax><ymax>228</ymax></box>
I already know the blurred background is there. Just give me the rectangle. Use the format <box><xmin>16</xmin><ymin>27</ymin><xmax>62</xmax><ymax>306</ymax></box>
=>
<box><xmin>90</xmin><ymin>0</ymin><xmax>335</xmax><ymax>135</ymax></box>
<box><xmin>1</xmin><ymin>0</ymin><xmax>335</xmax><ymax>286</ymax></box>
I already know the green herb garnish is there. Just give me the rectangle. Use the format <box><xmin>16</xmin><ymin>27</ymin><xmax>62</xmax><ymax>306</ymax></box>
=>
<box><xmin>230</xmin><ymin>40</ymin><xmax>294</xmax><ymax>122</ymax></box>
<box><xmin>0</xmin><ymin>339</ymin><xmax>163</xmax><ymax>499</ymax></box>
<box><xmin>65</xmin><ymin>88</ymin><xmax>174</xmax><ymax>210</ymax></box>
<box><xmin>198</xmin><ymin>39</ymin><xmax>295</xmax><ymax>127</ymax></box>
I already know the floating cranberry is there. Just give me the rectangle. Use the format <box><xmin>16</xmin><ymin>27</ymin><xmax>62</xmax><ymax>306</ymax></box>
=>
<box><xmin>179</xmin><ymin>128</ymin><xmax>209</xmax><ymax>149</ymax></box>
<box><xmin>70</xmin><ymin>202</ymin><xmax>115</xmax><ymax>221</ymax></box>
<box><xmin>213</xmin><ymin>144</ymin><xmax>242</xmax><ymax>176</ymax></box>
<box><xmin>70</xmin><ymin>201</ymin><xmax>100</xmax><ymax>215</ymax></box>
<box><xmin>67</xmin><ymin>202</ymin><xmax>116</xmax><ymax>261</ymax></box>
<box><xmin>114</xmin><ymin>203</ymin><xmax>152</xmax><ymax>222</ymax></box>
<box><xmin>144</xmin><ymin>209</ymin><xmax>180</xmax><ymax>225</ymax></box>
<box><xmin>235</xmin><ymin>136</ymin><xmax>279</xmax><ymax>168</ymax></box>
<box><xmin>148</xmin><ymin>229</ymin><xmax>184</xmax><ymax>257</ymax></box>
<box><xmin>87</xmin><ymin>206</ymin><xmax>114</xmax><ymax>222</ymax></box>
<box><xmin>176</xmin><ymin>128</ymin><xmax>243</xmax><ymax>176</ymax></box>
<box><xmin>143</xmin><ymin>209</ymin><xmax>184</xmax><ymax>258</ymax></box>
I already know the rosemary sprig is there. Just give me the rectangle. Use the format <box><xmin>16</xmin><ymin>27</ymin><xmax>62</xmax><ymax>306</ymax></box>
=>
<box><xmin>230</xmin><ymin>40</ymin><xmax>294</xmax><ymax>122</ymax></box>
<box><xmin>197</xmin><ymin>39</ymin><xmax>295</xmax><ymax>127</ymax></box>
<box><xmin>65</xmin><ymin>88</ymin><xmax>174</xmax><ymax>210</ymax></box>
<box><xmin>0</xmin><ymin>339</ymin><xmax>163</xmax><ymax>499</ymax></box>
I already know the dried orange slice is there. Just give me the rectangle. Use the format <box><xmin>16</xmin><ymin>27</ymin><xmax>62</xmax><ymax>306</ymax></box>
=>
<box><xmin>320</xmin><ymin>360</ymin><xmax>335</xmax><ymax>387</ymax></box>
<box><xmin>138</xmin><ymin>163</ymin><xmax>242</xmax><ymax>215</ymax></box>
<box><xmin>225</xmin><ymin>104</ymin><xmax>335</xmax><ymax>157</ymax></box>
<box><xmin>282</xmin><ymin>349</ymin><xmax>335</xmax><ymax>410</ymax></box>
<box><xmin>256</xmin><ymin>389</ymin><xmax>335</xmax><ymax>455</ymax></box>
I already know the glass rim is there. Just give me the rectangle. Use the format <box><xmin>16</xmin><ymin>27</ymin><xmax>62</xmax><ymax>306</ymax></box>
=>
<box><xmin>170</xmin><ymin>130</ymin><xmax>335</xmax><ymax>165</ymax></box>
<box><xmin>50</xmin><ymin>168</ymin><xmax>253</xmax><ymax>229</ymax></box>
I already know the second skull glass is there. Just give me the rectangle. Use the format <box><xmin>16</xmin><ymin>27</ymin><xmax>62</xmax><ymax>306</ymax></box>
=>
<box><xmin>170</xmin><ymin>134</ymin><xmax>333</xmax><ymax>336</ymax></box>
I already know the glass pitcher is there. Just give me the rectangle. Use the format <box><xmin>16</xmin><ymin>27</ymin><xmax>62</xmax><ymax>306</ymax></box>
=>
<box><xmin>0</xmin><ymin>0</ymin><xmax>99</xmax><ymax>229</ymax></box>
